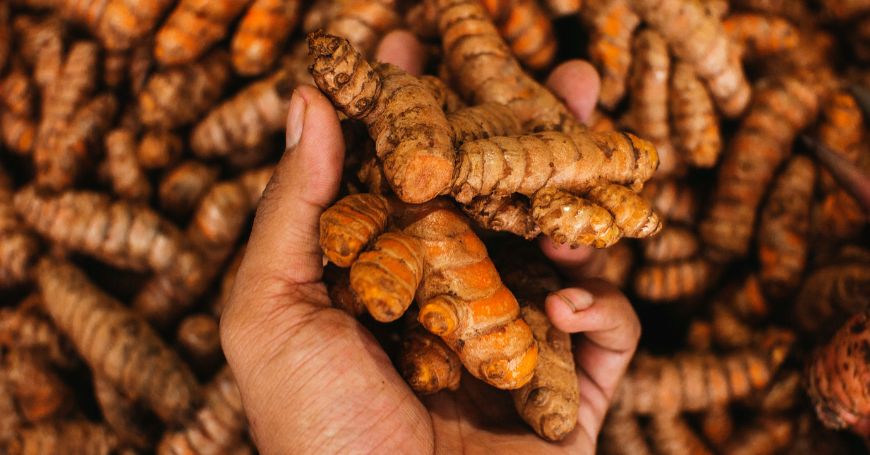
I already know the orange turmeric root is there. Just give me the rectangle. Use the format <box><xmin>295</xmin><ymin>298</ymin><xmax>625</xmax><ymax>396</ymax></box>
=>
<box><xmin>0</xmin><ymin>295</ymin><xmax>73</xmax><ymax>368</ymax></box>
<box><xmin>158</xmin><ymin>161</ymin><xmax>220</xmax><ymax>217</ymax></box>
<box><xmin>320</xmin><ymin>194</ymin><xmax>537</xmax><ymax>390</ymax></box>
<box><xmin>641</xmin><ymin>178</ymin><xmax>697</xmax><ymax>225</ymax></box>
<box><xmin>157</xmin><ymin>367</ymin><xmax>248</xmax><ymax>455</ymax></box>
<box><xmin>176</xmin><ymin>314</ymin><xmax>223</xmax><ymax>375</ymax></box>
<box><xmin>155</xmin><ymin>0</ymin><xmax>252</xmax><ymax>66</ymax></box>
<box><xmin>3</xmin><ymin>349</ymin><xmax>73</xmax><ymax>423</ymax></box>
<box><xmin>400</xmin><ymin>310</ymin><xmax>463</xmax><ymax>395</ymax></box>
<box><xmin>137</xmin><ymin>130</ymin><xmax>183</xmax><ymax>170</ymax></box>
<box><xmin>806</xmin><ymin>311</ymin><xmax>870</xmax><ymax>435</ymax></box>
<box><xmin>700</xmin><ymin>73</ymin><xmax>820</xmax><ymax>262</ymax></box>
<box><xmin>35</xmin><ymin>258</ymin><xmax>200</xmax><ymax>424</ymax></box>
<box><xmin>580</xmin><ymin>0</ymin><xmax>640</xmax><ymax>110</ymax></box>
<box><xmin>669</xmin><ymin>62</ymin><xmax>722</xmax><ymax>168</ymax></box>
<box><xmin>138</xmin><ymin>51</ymin><xmax>231</xmax><ymax>129</ymax></box>
<box><xmin>231</xmin><ymin>0</ymin><xmax>301</xmax><ymax>75</ymax></box>
<box><xmin>614</xmin><ymin>329</ymin><xmax>794</xmax><ymax>414</ymax></box>
<box><xmin>629</xmin><ymin>0</ymin><xmax>751</xmax><ymax>117</ymax></box>
<box><xmin>633</xmin><ymin>257</ymin><xmax>712</xmax><ymax>302</ymax></box>
<box><xmin>0</xmin><ymin>170</ymin><xmax>39</xmax><ymax>288</ymax></box>
<box><xmin>648</xmin><ymin>414</ymin><xmax>713</xmax><ymax>455</ymax></box>
<box><xmin>641</xmin><ymin>225</ymin><xmax>699</xmax><ymax>262</ymax></box>
<box><xmin>102</xmin><ymin>129</ymin><xmax>151</xmax><ymax>202</ymax></box>
<box><xmin>39</xmin><ymin>0</ymin><xmax>174</xmax><ymax>50</ymax></box>
<box><xmin>757</xmin><ymin>155</ymin><xmax>815</xmax><ymax>299</ymax></box>
<box><xmin>7</xmin><ymin>420</ymin><xmax>124</xmax><ymax>455</ymax></box>
<box><xmin>721</xmin><ymin>416</ymin><xmax>794</xmax><ymax>455</ymax></box>
<box><xmin>0</xmin><ymin>69</ymin><xmax>37</xmax><ymax>155</ymax></box>
<box><xmin>480</xmin><ymin>0</ymin><xmax>558</xmax><ymax>70</ymax></box>
<box><xmin>622</xmin><ymin>29</ymin><xmax>680</xmax><ymax>177</ymax></box>
<box><xmin>724</xmin><ymin>13</ymin><xmax>800</xmax><ymax>59</ymax></box>
<box><xmin>794</xmin><ymin>259</ymin><xmax>869</xmax><ymax>334</ymax></box>
<box><xmin>93</xmin><ymin>376</ymin><xmax>157</xmax><ymax>450</ymax></box>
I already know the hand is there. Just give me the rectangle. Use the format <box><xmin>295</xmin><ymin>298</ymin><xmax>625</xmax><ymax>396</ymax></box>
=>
<box><xmin>220</xmin><ymin>31</ymin><xmax>640</xmax><ymax>454</ymax></box>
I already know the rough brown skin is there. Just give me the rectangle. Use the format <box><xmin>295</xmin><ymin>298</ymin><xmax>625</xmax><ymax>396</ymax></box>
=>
<box><xmin>724</xmin><ymin>13</ymin><xmax>800</xmax><ymax>59</ymax></box>
<box><xmin>14</xmin><ymin>186</ymin><xmax>197</xmax><ymax>274</ymax></box>
<box><xmin>231</xmin><ymin>0</ymin><xmax>301</xmax><ymax>75</ymax></box>
<box><xmin>326</xmin><ymin>0</ymin><xmax>399</xmax><ymax>54</ymax></box>
<box><xmin>648</xmin><ymin>414</ymin><xmax>713</xmax><ymax>455</ymax></box>
<box><xmin>419</xmin><ymin>75</ymin><xmax>466</xmax><ymax>113</ymax></box>
<box><xmin>138</xmin><ymin>51</ymin><xmax>231</xmax><ymax>130</ymax></box>
<box><xmin>700</xmin><ymin>73</ymin><xmax>820</xmax><ymax>262</ymax></box>
<box><xmin>481</xmin><ymin>0</ymin><xmax>558</xmax><ymax>70</ymax></box>
<box><xmin>0</xmin><ymin>296</ymin><xmax>72</xmax><ymax>368</ymax></box>
<box><xmin>137</xmin><ymin>130</ymin><xmax>183</xmax><ymax>170</ymax></box>
<box><xmin>157</xmin><ymin>367</ymin><xmax>248</xmax><ymax>455</ymax></box>
<box><xmin>758</xmin><ymin>155</ymin><xmax>815</xmax><ymax>299</ymax></box>
<box><xmin>641</xmin><ymin>178</ymin><xmax>697</xmax><ymax>225</ymax></box>
<box><xmin>7</xmin><ymin>420</ymin><xmax>124</xmax><ymax>455</ymax></box>
<box><xmin>400</xmin><ymin>311</ymin><xmax>463</xmax><ymax>395</ymax></box>
<box><xmin>633</xmin><ymin>257</ymin><xmax>712</xmax><ymax>302</ymax></box>
<box><xmin>622</xmin><ymin>29</ymin><xmax>679</xmax><ymax>177</ymax></box>
<box><xmin>580</xmin><ymin>0</ymin><xmax>640</xmax><ymax>110</ymax></box>
<box><xmin>614</xmin><ymin>329</ymin><xmax>794</xmax><ymax>414</ymax></box>
<box><xmin>309</xmin><ymin>31</ymin><xmax>454</xmax><ymax>204</ymax></box>
<box><xmin>447</xmin><ymin>102</ymin><xmax>523</xmax><ymax>144</ymax></box>
<box><xmin>721</xmin><ymin>417</ymin><xmax>794</xmax><ymax>455</ymax></box>
<box><xmin>103</xmin><ymin>129</ymin><xmax>151</xmax><ymax>202</ymax></box>
<box><xmin>321</xmin><ymin>194</ymin><xmax>538</xmax><ymax>390</ymax></box>
<box><xmin>93</xmin><ymin>376</ymin><xmax>157</xmax><ymax>450</ymax></box>
<box><xmin>36</xmin><ymin>258</ymin><xmax>200</xmax><ymax>424</ymax></box>
<box><xmin>794</xmin><ymin>261</ymin><xmax>870</xmax><ymax>334</ymax></box>
<box><xmin>191</xmin><ymin>67</ymin><xmax>291</xmax><ymax>165</ymax></box>
<box><xmin>0</xmin><ymin>170</ymin><xmax>39</xmax><ymax>288</ymax></box>
<box><xmin>176</xmin><ymin>314</ymin><xmax>223</xmax><ymax>375</ymax></box>
<box><xmin>460</xmin><ymin>195</ymin><xmax>539</xmax><ymax>239</ymax></box>
<box><xmin>158</xmin><ymin>161</ymin><xmax>220</xmax><ymax>218</ymax></box>
<box><xmin>628</xmin><ymin>0</ymin><xmax>751</xmax><ymax>117</ymax></box>
<box><xmin>13</xmin><ymin>15</ymin><xmax>65</xmax><ymax>91</ymax></box>
<box><xmin>134</xmin><ymin>166</ymin><xmax>272</xmax><ymax>325</ymax></box>
<box><xmin>641</xmin><ymin>225</ymin><xmax>698</xmax><ymax>262</ymax></box>
<box><xmin>3</xmin><ymin>348</ymin><xmax>73</xmax><ymax>423</ymax></box>
<box><xmin>669</xmin><ymin>62</ymin><xmax>721</xmax><ymax>168</ymax></box>
<box><xmin>599</xmin><ymin>411</ymin><xmax>653</xmax><ymax>455</ymax></box>
<box><xmin>0</xmin><ymin>69</ymin><xmax>37</xmax><ymax>155</ymax></box>
<box><xmin>155</xmin><ymin>0</ymin><xmax>252</xmax><ymax>66</ymax></box>
<box><xmin>806</xmin><ymin>311</ymin><xmax>870</xmax><ymax>435</ymax></box>
<box><xmin>434</xmin><ymin>0</ymin><xmax>580</xmax><ymax>132</ymax></box>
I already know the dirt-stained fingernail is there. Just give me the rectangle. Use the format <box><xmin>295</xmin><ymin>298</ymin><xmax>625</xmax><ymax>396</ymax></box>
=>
<box><xmin>551</xmin><ymin>289</ymin><xmax>594</xmax><ymax>313</ymax></box>
<box><xmin>285</xmin><ymin>90</ymin><xmax>307</xmax><ymax>150</ymax></box>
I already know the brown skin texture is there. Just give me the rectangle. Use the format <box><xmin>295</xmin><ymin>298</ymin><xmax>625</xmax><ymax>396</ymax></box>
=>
<box><xmin>806</xmin><ymin>311</ymin><xmax>870</xmax><ymax>435</ymax></box>
<box><xmin>93</xmin><ymin>376</ymin><xmax>157</xmax><ymax>450</ymax></box>
<box><xmin>648</xmin><ymin>414</ymin><xmax>713</xmax><ymax>455</ymax></box>
<box><xmin>700</xmin><ymin>73</ymin><xmax>820</xmax><ymax>262</ymax></box>
<box><xmin>158</xmin><ymin>161</ymin><xmax>219</xmax><ymax>217</ymax></box>
<box><xmin>0</xmin><ymin>169</ymin><xmax>38</xmax><ymax>288</ymax></box>
<box><xmin>0</xmin><ymin>69</ymin><xmax>37</xmax><ymax>155</ymax></box>
<box><xmin>633</xmin><ymin>257</ymin><xmax>712</xmax><ymax>302</ymax></box>
<box><xmin>599</xmin><ymin>411</ymin><xmax>653</xmax><ymax>455</ymax></box>
<box><xmin>158</xmin><ymin>367</ymin><xmax>248</xmax><ymax>455</ymax></box>
<box><xmin>103</xmin><ymin>128</ymin><xmax>151</xmax><ymax>202</ymax></box>
<box><xmin>138</xmin><ymin>51</ymin><xmax>231</xmax><ymax>129</ymax></box>
<box><xmin>669</xmin><ymin>62</ymin><xmax>721</xmax><ymax>168</ymax></box>
<box><xmin>447</xmin><ymin>102</ymin><xmax>522</xmax><ymax>144</ymax></box>
<box><xmin>622</xmin><ymin>29</ymin><xmax>679</xmax><ymax>177</ymax></box>
<box><xmin>758</xmin><ymin>155</ymin><xmax>815</xmax><ymax>299</ymax></box>
<box><xmin>155</xmin><ymin>0</ymin><xmax>252</xmax><ymax>66</ymax></box>
<box><xmin>724</xmin><ymin>13</ymin><xmax>800</xmax><ymax>59</ymax></box>
<box><xmin>580</xmin><ymin>0</ymin><xmax>640</xmax><ymax>110</ymax></box>
<box><xmin>642</xmin><ymin>225</ymin><xmax>698</xmax><ymax>262</ymax></box>
<box><xmin>35</xmin><ymin>258</ymin><xmax>200</xmax><ymax>424</ymax></box>
<box><xmin>481</xmin><ymin>0</ymin><xmax>557</xmax><ymax>70</ymax></box>
<box><xmin>614</xmin><ymin>329</ymin><xmax>794</xmax><ymax>414</ymax></box>
<box><xmin>3</xmin><ymin>349</ymin><xmax>73</xmax><ymax>423</ymax></box>
<box><xmin>721</xmin><ymin>417</ymin><xmax>794</xmax><ymax>455</ymax></box>
<box><xmin>794</xmin><ymin>261</ymin><xmax>870</xmax><ymax>334</ymax></box>
<box><xmin>177</xmin><ymin>314</ymin><xmax>224</xmax><ymax>375</ymax></box>
<box><xmin>7</xmin><ymin>420</ymin><xmax>123</xmax><ymax>455</ymax></box>
<box><xmin>0</xmin><ymin>296</ymin><xmax>72</xmax><ymax>368</ymax></box>
<box><xmin>629</xmin><ymin>0</ymin><xmax>751</xmax><ymax>117</ymax></box>
<box><xmin>400</xmin><ymin>311</ymin><xmax>463</xmax><ymax>395</ymax></box>
<box><xmin>221</xmin><ymin>46</ymin><xmax>640</xmax><ymax>451</ymax></box>
<box><xmin>640</xmin><ymin>178</ymin><xmax>697</xmax><ymax>225</ymax></box>
<box><xmin>321</xmin><ymin>194</ymin><xmax>538</xmax><ymax>390</ymax></box>
<box><xmin>137</xmin><ymin>131</ymin><xmax>183</xmax><ymax>170</ymax></box>
<box><xmin>231</xmin><ymin>0</ymin><xmax>301</xmax><ymax>76</ymax></box>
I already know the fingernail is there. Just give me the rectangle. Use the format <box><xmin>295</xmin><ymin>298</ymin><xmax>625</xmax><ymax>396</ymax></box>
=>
<box><xmin>285</xmin><ymin>90</ymin><xmax>307</xmax><ymax>149</ymax></box>
<box><xmin>551</xmin><ymin>289</ymin><xmax>594</xmax><ymax>313</ymax></box>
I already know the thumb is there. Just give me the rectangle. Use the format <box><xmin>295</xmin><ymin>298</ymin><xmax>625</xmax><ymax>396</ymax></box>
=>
<box><xmin>238</xmin><ymin>84</ymin><xmax>345</xmax><ymax>288</ymax></box>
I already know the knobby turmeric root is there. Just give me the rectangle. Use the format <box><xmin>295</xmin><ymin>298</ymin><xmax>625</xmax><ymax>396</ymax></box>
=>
<box><xmin>155</xmin><ymin>0</ymin><xmax>252</xmax><ymax>66</ymax></box>
<box><xmin>3</xmin><ymin>348</ymin><xmax>73</xmax><ymax>423</ymax></box>
<box><xmin>794</xmin><ymin>259</ymin><xmax>870</xmax><ymax>334</ymax></box>
<box><xmin>158</xmin><ymin>161</ymin><xmax>220</xmax><ymax>217</ymax></box>
<box><xmin>700</xmin><ymin>73</ymin><xmax>820</xmax><ymax>262</ymax></box>
<box><xmin>93</xmin><ymin>376</ymin><xmax>157</xmax><ymax>450</ymax></box>
<box><xmin>157</xmin><ymin>367</ymin><xmax>249</xmax><ymax>455</ymax></box>
<box><xmin>0</xmin><ymin>169</ymin><xmax>39</xmax><ymax>288</ymax></box>
<box><xmin>628</xmin><ymin>0</ymin><xmax>751</xmax><ymax>117</ymax></box>
<box><xmin>231</xmin><ymin>0</ymin><xmax>301</xmax><ymax>76</ymax></box>
<box><xmin>480</xmin><ymin>0</ymin><xmax>558</xmax><ymax>70</ymax></box>
<box><xmin>320</xmin><ymin>193</ymin><xmax>538</xmax><ymax>390</ymax></box>
<box><xmin>633</xmin><ymin>257</ymin><xmax>712</xmax><ymax>302</ymax></box>
<box><xmin>0</xmin><ymin>295</ymin><xmax>72</xmax><ymax>368</ymax></box>
<box><xmin>806</xmin><ymin>311</ymin><xmax>870</xmax><ymax>435</ymax></box>
<box><xmin>724</xmin><ymin>13</ymin><xmax>800</xmax><ymax>59</ymax></box>
<box><xmin>669</xmin><ymin>62</ymin><xmax>721</xmax><ymax>168</ymax></box>
<box><xmin>614</xmin><ymin>328</ymin><xmax>794</xmax><ymax>414</ymax></box>
<box><xmin>580</xmin><ymin>0</ymin><xmax>640</xmax><ymax>110</ymax></box>
<box><xmin>102</xmin><ymin>128</ymin><xmax>152</xmax><ymax>202</ymax></box>
<box><xmin>0</xmin><ymin>69</ymin><xmax>37</xmax><ymax>155</ymax></box>
<box><xmin>400</xmin><ymin>310</ymin><xmax>463</xmax><ymax>395</ymax></box>
<box><xmin>35</xmin><ymin>258</ymin><xmax>200</xmax><ymax>424</ymax></box>
<box><xmin>757</xmin><ymin>155</ymin><xmax>815</xmax><ymax>299</ymax></box>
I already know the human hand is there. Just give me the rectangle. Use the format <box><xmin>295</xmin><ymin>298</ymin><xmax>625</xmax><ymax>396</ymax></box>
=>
<box><xmin>220</xmin><ymin>30</ymin><xmax>640</xmax><ymax>454</ymax></box>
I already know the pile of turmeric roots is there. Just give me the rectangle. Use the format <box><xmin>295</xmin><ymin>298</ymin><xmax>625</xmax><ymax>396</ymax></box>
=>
<box><xmin>0</xmin><ymin>0</ymin><xmax>867</xmax><ymax>452</ymax></box>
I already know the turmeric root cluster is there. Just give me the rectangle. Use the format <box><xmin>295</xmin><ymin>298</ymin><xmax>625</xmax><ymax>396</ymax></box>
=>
<box><xmin>0</xmin><ymin>0</ymin><xmax>869</xmax><ymax>450</ymax></box>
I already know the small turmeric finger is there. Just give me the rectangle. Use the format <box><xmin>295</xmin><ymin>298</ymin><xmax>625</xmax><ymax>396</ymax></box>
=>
<box><xmin>103</xmin><ymin>129</ymin><xmax>151</xmax><ymax>202</ymax></box>
<box><xmin>155</xmin><ymin>0</ymin><xmax>252</xmax><ymax>65</ymax></box>
<box><xmin>580</xmin><ymin>0</ymin><xmax>640</xmax><ymax>109</ymax></box>
<box><xmin>320</xmin><ymin>193</ymin><xmax>392</xmax><ymax>267</ymax></box>
<box><xmin>460</xmin><ymin>195</ymin><xmax>539</xmax><ymax>239</ymax></box>
<box><xmin>724</xmin><ymin>13</ymin><xmax>800</xmax><ymax>59</ymax></box>
<box><xmin>481</xmin><ymin>0</ymin><xmax>558</xmax><ymax>70</ymax></box>
<box><xmin>231</xmin><ymin>0</ymin><xmax>301</xmax><ymax>75</ymax></box>
<box><xmin>669</xmin><ymin>62</ymin><xmax>721</xmax><ymax>168</ymax></box>
<box><xmin>633</xmin><ymin>257</ymin><xmax>712</xmax><ymax>302</ymax></box>
<box><xmin>447</xmin><ymin>102</ymin><xmax>522</xmax><ymax>144</ymax></box>
<box><xmin>400</xmin><ymin>311</ymin><xmax>462</xmax><ymax>395</ymax></box>
<box><xmin>159</xmin><ymin>161</ymin><xmax>220</xmax><ymax>217</ymax></box>
<box><xmin>351</xmin><ymin>231</ymin><xmax>424</xmax><ymax>322</ymax></box>
<box><xmin>641</xmin><ymin>225</ymin><xmax>699</xmax><ymax>262</ymax></box>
